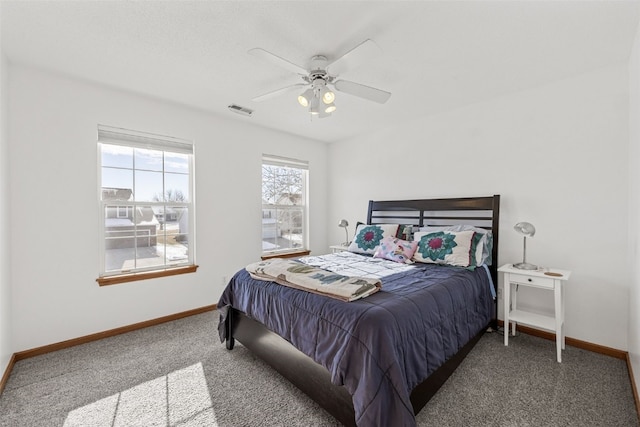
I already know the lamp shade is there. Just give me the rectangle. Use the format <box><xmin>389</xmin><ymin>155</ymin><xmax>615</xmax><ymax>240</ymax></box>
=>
<box><xmin>514</xmin><ymin>222</ymin><xmax>536</xmax><ymax>237</ymax></box>
<box><xmin>338</xmin><ymin>219</ymin><xmax>348</xmax><ymax>228</ymax></box>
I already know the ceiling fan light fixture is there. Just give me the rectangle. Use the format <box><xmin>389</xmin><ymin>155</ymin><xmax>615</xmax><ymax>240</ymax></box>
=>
<box><xmin>249</xmin><ymin>39</ymin><xmax>392</xmax><ymax>120</ymax></box>
<box><xmin>297</xmin><ymin>88</ymin><xmax>314</xmax><ymax>107</ymax></box>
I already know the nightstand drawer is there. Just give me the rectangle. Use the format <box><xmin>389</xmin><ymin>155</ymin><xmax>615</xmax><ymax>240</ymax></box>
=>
<box><xmin>507</xmin><ymin>273</ymin><xmax>554</xmax><ymax>289</ymax></box>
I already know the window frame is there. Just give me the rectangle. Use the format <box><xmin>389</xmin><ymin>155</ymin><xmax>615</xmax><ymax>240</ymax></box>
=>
<box><xmin>96</xmin><ymin>125</ymin><xmax>197</xmax><ymax>285</ymax></box>
<box><xmin>261</xmin><ymin>154</ymin><xmax>309</xmax><ymax>257</ymax></box>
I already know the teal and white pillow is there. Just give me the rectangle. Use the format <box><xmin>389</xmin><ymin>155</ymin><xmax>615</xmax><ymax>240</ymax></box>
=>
<box><xmin>412</xmin><ymin>230</ymin><xmax>476</xmax><ymax>267</ymax></box>
<box><xmin>419</xmin><ymin>225</ymin><xmax>493</xmax><ymax>266</ymax></box>
<box><xmin>347</xmin><ymin>224</ymin><xmax>400</xmax><ymax>255</ymax></box>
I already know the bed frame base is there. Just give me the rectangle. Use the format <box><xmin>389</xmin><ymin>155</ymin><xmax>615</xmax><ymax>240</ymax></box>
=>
<box><xmin>226</xmin><ymin>308</ymin><xmax>488</xmax><ymax>427</ymax></box>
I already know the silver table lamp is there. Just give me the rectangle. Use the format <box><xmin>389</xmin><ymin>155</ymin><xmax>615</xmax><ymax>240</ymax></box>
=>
<box><xmin>338</xmin><ymin>219</ymin><xmax>349</xmax><ymax>246</ymax></box>
<box><xmin>513</xmin><ymin>222</ymin><xmax>537</xmax><ymax>270</ymax></box>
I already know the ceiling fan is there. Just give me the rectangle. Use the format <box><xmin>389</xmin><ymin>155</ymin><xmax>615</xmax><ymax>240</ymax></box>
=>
<box><xmin>248</xmin><ymin>39</ymin><xmax>391</xmax><ymax>118</ymax></box>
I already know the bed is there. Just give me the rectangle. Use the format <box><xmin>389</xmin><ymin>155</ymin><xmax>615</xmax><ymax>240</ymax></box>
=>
<box><xmin>217</xmin><ymin>195</ymin><xmax>500</xmax><ymax>426</ymax></box>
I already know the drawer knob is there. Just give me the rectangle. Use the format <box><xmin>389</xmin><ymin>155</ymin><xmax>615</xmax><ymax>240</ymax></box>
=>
<box><xmin>527</xmin><ymin>278</ymin><xmax>532</xmax><ymax>282</ymax></box>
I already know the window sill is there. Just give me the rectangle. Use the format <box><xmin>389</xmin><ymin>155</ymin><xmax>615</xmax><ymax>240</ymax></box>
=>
<box><xmin>261</xmin><ymin>250</ymin><xmax>310</xmax><ymax>260</ymax></box>
<box><xmin>97</xmin><ymin>265</ymin><xmax>198</xmax><ymax>286</ymax></box>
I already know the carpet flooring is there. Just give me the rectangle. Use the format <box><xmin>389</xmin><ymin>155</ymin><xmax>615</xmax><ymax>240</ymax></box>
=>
<box><xmin>0</xmin><ymin>311</ymin><xmax>637</xmax><ymax>426</ymax></box>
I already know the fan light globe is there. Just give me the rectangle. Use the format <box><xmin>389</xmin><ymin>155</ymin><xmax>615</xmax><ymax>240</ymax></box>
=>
<box><xmin>297</xmin><ymin>88</ymin><xmax>314</xmax><ymax>107</ymax></box>
<box><xmin>324</xmin><ymin>103</ymin><xmax>336</xmax><ymax>113</ymax></box>
<box><xmin>309</xmin><ymin>96</ymin><xmax>320</xmax><ymax>115</ymax></box>
<box><xmin>322</xmin><ymin>90</ymin><xmax>335</xmax><ymax>104</ymax></box>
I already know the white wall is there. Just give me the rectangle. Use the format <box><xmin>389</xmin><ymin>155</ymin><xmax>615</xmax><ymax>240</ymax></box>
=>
<box><xmin>628</xmin><ymin>18</ymin><xmax>640</xmax><ymax>388</ymax></box>
<box><xmin>8</xmin><ymin>64</ymin><xmax>328</xmax><ymax>351</ymax></box>
<box><xmin>0</xmin><ymin>49</ymin><xmax>13</xmax><ymax>373</ymax></box>
<box><xmin>328</xmin><ymin>65</ymin><xmax>630</xmax><ymax>350</ymax></box>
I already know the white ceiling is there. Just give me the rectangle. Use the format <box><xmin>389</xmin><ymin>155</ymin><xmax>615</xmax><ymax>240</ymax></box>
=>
<box><xmin>2</xmin><ymin>1</ymin><xmax>639</xmax><ymax>144</ymax></box>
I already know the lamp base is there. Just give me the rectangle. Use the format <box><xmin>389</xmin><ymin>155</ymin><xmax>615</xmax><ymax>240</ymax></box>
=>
<box><xmin>513</xmin><ymin>262</ymin><xmax>538</xmax><ymax>270</ymax></box>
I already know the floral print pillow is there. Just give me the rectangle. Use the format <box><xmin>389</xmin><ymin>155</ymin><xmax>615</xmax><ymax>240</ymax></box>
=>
<box><xmin>412</xmin><ymin>230</ymin><xmax>476</xmax><ymax>267</ymax></box>
<box><xmin>373</xmin><ymin>236</ymin><xmax>418</xmax><ymax>264</ymax></box>
<box><xmin>347</xmin><ymin>224</ymin><xmax>400</xmax><ymax>255</ymax></box>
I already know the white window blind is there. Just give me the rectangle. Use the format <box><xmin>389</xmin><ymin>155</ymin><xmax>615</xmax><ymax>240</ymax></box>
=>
<box><xmin>262</xmin><ymin>154</ymin><xmax>309</xmax><ymax>170</ymax></box>
<box><xmin>98</xmin><ymin>125</ymin><xmax>193</xmax><ymax>155</ymax></box>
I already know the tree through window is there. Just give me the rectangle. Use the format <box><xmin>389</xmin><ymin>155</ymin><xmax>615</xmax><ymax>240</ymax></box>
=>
<box><xmin>261</xmin><ymin>155</ymin><xmax>308</xmax><ymax>255</ymax></box>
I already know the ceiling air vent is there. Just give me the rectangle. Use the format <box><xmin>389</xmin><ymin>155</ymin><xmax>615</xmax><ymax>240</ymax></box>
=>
<box><xmin>228</xmin><ymin>104</ymin><xmax>253</xmax><ymax>117</ymax></box>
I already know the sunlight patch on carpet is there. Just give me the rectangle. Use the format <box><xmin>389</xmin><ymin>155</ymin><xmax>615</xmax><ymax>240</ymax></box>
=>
<box><xmin>63</xmin><ymin>362</ymin><xmax>217</xmax><ymax>427</ymax></box>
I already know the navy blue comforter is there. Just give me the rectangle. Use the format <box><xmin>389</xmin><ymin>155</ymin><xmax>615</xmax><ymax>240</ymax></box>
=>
<box><xmin>217</xmin><ymin>256</ymin><xmax>494</xmax><ymax>427</ymax></box>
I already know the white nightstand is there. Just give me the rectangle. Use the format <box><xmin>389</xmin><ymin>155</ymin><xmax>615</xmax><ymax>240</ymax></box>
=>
<box><xmin>330</xmin><ymin>244</ymin><xmax>349</xmax><ymax>253</ymax></box>
<box><xmin>498</xmin><ymin>264</ymin><xmax>571</xmax><ymax>362</ymax></box>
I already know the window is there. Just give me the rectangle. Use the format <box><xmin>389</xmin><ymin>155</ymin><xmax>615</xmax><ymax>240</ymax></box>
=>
<box><xmin>116</xmin><ymin>206</ymin><xmax>128</xmax><ymax>218</ymax></box>
<box><xmin>97</xmin><ymin>125</ymin><xmax>196</xmax><ymax>285</ymax></box>
<box><xmin>261</xmin><ymin>154</ymin><xmax>308</xmax><ymax>256</ymax></box>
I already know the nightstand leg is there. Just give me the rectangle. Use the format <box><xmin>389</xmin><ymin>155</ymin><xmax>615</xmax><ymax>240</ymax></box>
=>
<box><xmin>503</xmin><ymin>279</ymin><xmax>510</xmax><ymax>346</ymax></box>
<box><xmin>555</xmin><ymin>281</ymin><xmax>562</xmax><ymax>362</ymax></box>
<box><xmin>511</xmin><ymin>283</ymin><xmax>517</xmax><ymax>336</ymax></box>
<box><xmin>561</xmin><ymin>282</ymin><xmax>566</xmax><ymax>350</ymax></box>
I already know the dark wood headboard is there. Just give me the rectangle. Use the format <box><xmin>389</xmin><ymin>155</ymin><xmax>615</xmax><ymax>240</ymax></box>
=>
<box><xmin>366</xmin><ymin>195</ymin><xmax>501</xmax><ymax>283</ymax></box>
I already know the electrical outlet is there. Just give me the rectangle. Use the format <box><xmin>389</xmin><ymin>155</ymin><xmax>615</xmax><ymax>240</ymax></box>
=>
<box><xmin>497</xmin><ymin>287</ymin><xmax>502</xmax><ymax>299</ymax></box>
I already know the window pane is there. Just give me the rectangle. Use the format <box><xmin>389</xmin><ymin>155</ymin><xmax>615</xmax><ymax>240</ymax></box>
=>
<box><xmin>164</xmin><ymin>173</ymin><xmax>189</xmax><ymax>202</ymax></box>
<box><xmin>157</xmin><ymin>207</ymin><xmax>189</xmax><ymax>265</ymax></box>
<box><xmin>262</xmin><ymin>207</ymin><xmax>303</xmax><ymax>252</ymax></box>
<box><xmin>135</xmin><ymin>205</ymin><xmax>163</xmax><ymax>269</ymax></box>
<box><xmin>262</xmin><ymin>165</ymin><xmax>303</xmax><ymax>206</ymax></box>
<box><xmin>135</xmin><ymin>148</ymin><xmax>163</xmax><ymax>172</ymax></box>
<box><xmin>104</xmin><ymin>204</ymin><xmax>161</xmax><ymax>272</ymax></box>
<box><xmin>165</xmin><ymin>152</ymin><xmax>189</xmax><ymax>173</ymax></box>
<box><xmin>135</xmin><ymin>170</ymin><xmax>164</xmax><ymax>202</ymax></box>
<box><xmin>101</xmin><ymin>144</ymin><xmax>133</xmax><ymax>168</ymax></box>
<box><xmin>102</xmin><ymin>168</ymin><xmax>133</xmax><ymax>197</ymax></box>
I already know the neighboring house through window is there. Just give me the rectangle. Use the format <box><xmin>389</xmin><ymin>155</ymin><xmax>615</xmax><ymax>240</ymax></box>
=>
<box><xmin>97</xmin><ymin>125</ymin><xmax>196</xmax><ymax>285</ymax></box>
<box><xmin>261</xmin><ymin>154</ymin><xmax>308</xmax><ymax>256</ymax></box>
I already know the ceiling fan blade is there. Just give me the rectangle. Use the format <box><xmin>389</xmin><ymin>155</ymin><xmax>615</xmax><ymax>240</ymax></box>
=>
<box><xmin>248</xmin><ymin>48</ymin><xmax>308</xmax><ymax>75</ymax></box>
<box><xmin>252</xmin><ymin>83</ymin><xmax>307</xmax><ymax>102</ymax></box>
<box><xmin>326</xmin><ymin>39</ymin><xmax>381</xmax><ymax>76</ymax></box>
<box><xmin>333</xmin><ymin>80</ymin><xmax>391</xmax><ymax>104</ymax></box>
